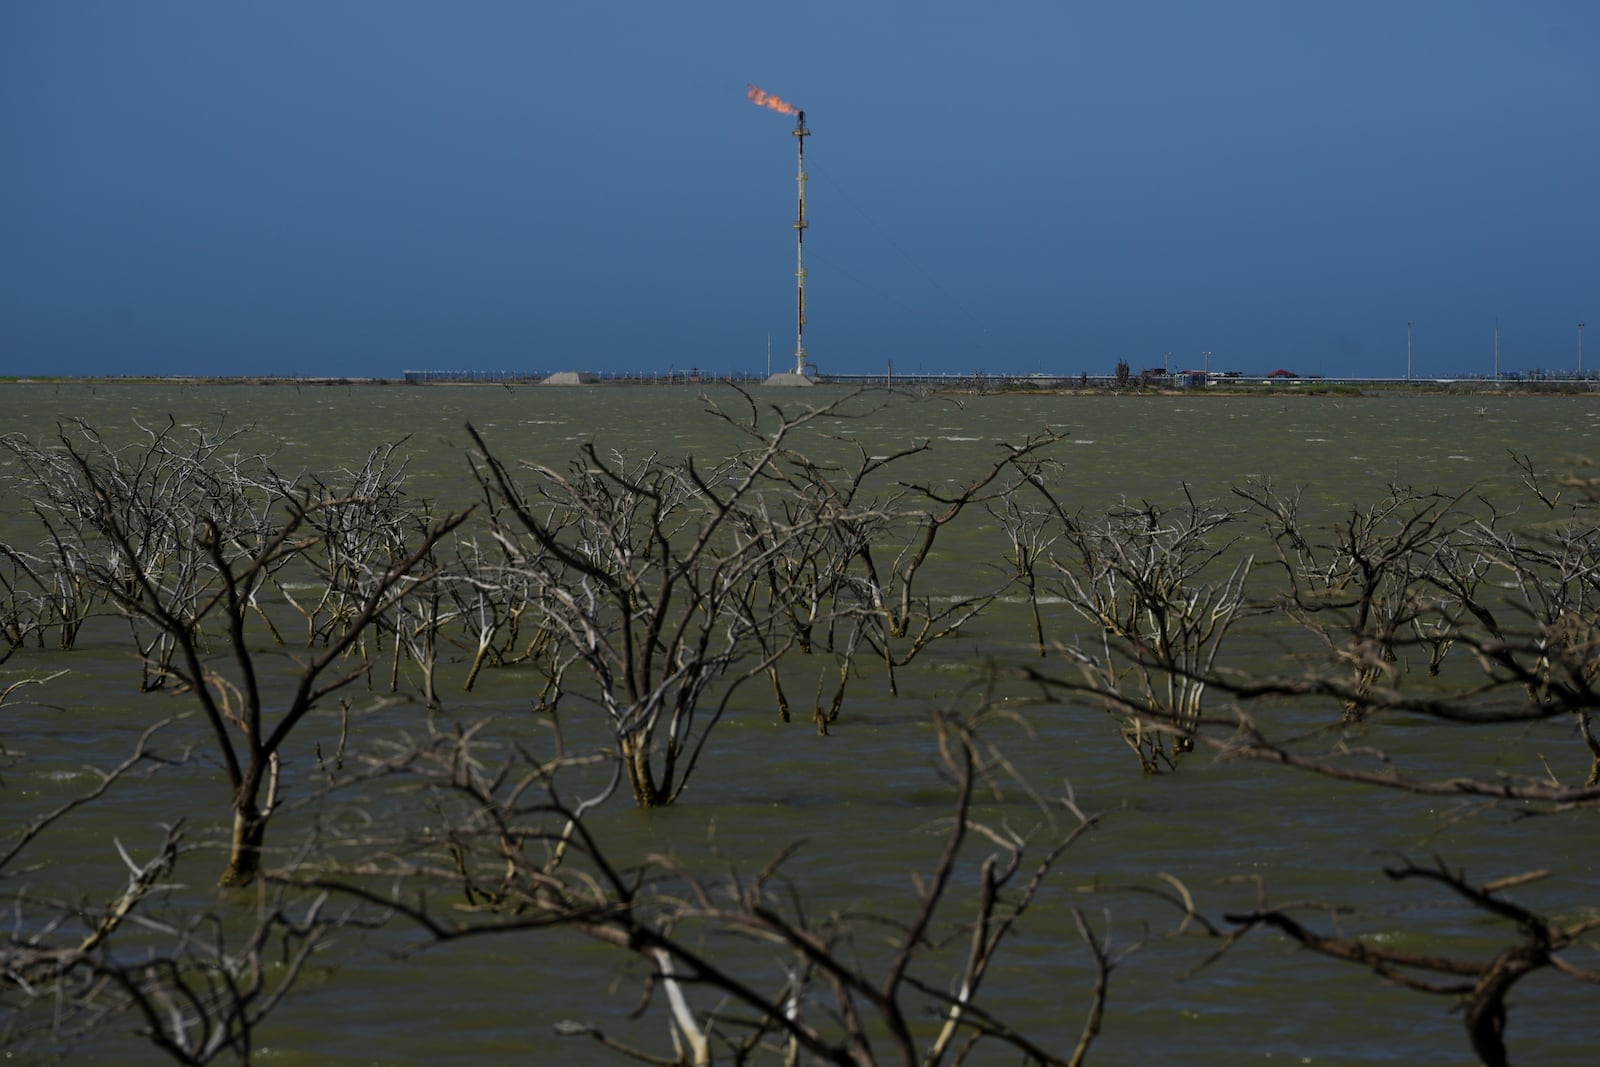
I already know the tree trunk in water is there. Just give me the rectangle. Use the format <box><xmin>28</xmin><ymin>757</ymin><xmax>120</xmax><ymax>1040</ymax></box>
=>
<box><xmin>622</xmin><ymin>735</ymin><xmax>665</xmax><ymax>808</ymax></box>
<box><xmin>220</xmin><ymin>803</ymin><xmax>266</xmax><ymax>887</ymax></box>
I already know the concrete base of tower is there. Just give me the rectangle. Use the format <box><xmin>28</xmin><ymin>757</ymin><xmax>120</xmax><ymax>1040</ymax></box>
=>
<box><xmin>540</xmin><ymin>371</ymin><xmax>596</xmax><ymax>385</ymax></box>
<box><xmin>761</xmin><ymin>372</ymin><xmax>815</xmax><ymax>387</ymax></box>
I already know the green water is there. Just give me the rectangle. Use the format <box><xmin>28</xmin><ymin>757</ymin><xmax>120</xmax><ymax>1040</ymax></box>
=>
<box><xmin>3</xmin><ymin>382</ymin><xmax>1597</xmax><ymax>1065</ymax></box>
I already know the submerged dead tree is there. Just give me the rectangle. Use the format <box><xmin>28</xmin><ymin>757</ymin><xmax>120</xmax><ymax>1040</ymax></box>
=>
<box><xmin>1016</xmin><ymin>460</ymin><xmax>1600</xmax><ymax>785</ymax></box>
<box><xmin>1012</xmin><ymin>483</ymin><xmax>1250</xmax><ymax>770</ymax></box>
<box><xmin>465</xmin><ymin>394</ymin><xmax>883</xmax><ymax>806</ymax></box>
<box><xmin>835</xmin><ymin>429</ymin><xmax>1061</xmax><ymax>699</ymax></box>
<box><xmin>468</xmin><ymin>388</ymin><xmax>1064</xmax><ymax>801</ymax></box>
<box><xmin>700</xmin><ymin>390</ymin><xmax>1064</xmax><ymax>716</ymax></box>
<box><xmin>3</xmin><ymin>419</ymin><xmax>276</xmax><ymax>673</ymax></box>
<box><xmin>2</xmin><ymin>421</ymin><xmax>468</xmax><ymax>885</ymax></box>
<box><xmin>286</xmin><ymin>699</ymin><xmax>1118</xmax><ymax>1067</ymax></box>
<box><xmin>0</xmin><ymin>694</ymin><xmax>382</xmax><ymax>1067</ymax></box>
<box><xmin>1019</xmin><ymin>458</ymin><xmax>1600</xmax><ymax>1065</ymax></box>
<box><xmin>1235</xmin><ymin>480</ymin><xmax>1469</xmax><ymax>719</ymax></box>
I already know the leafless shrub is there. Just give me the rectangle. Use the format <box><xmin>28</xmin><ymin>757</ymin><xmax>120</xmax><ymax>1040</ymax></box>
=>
<box><xmin>0</xmin><ymin>543</ymin><xmax>54</xmax><ymax>662</ymax></box>
<box><xmin>1015</xmin><ymin>483</ymin><xmax>1250</xmax><ymax>769</ymax></box>
<box><xmin>467</xmin><ymin>389</ymin><xmax>1064</xmax><ymax>801</ymax></box>
<box><xmin>1019</xmin><ymin>457</ymin><xmax>1600</xmax><ymax>790</ymax></box>
<box><xmin>6</xmin><ymin>827</ymin><xmax>374</xmax><ymax>1066</ymax></box>
<box><xmin>1021</xmin><ymin>457</ymin><xmax>1600</xmax><ymax>1063</ymax></box>
<box><xmin>1237</xmin><ymin>479</ymin><xmax>1472</xmax><ymax>719</ymax></box>
<box><xmin>3</xmin><ymin>418</ymin><xmax>275</xmax><ymax>665</ymax></box>
<box><xmin>831</xmin><ymin>431</ymin><xmax>1060</xmax><ymax>700</ymax></box>
<box><xmin>468</xmin><ymin>424</ymin><xmax>816</xmax><ymax>806</ymax></box>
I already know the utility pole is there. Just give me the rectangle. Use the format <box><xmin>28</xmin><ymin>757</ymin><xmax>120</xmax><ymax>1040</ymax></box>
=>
<box><xmin>1407</xmin><ymin>321</ymin><xmax>1413</xmax><ymax>381</ymax></box>
<box><xmin>1580</xmin><ymin>322</ymin><xmax>1586</xmax><ymax>376</ymax></box>
<box><xmin>1494</xmin><ymin>322</ymin><xmax>1499</xmax><ymax>382</ymax></box>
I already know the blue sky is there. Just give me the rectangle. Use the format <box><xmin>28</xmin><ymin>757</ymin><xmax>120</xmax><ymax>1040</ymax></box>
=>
<box><xmin>4</xmin><ymin>1</ymin><xmax>1597</xmax><ymax>379</ymax></box>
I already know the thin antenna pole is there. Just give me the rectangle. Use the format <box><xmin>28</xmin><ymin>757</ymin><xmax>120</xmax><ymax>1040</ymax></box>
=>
<box><xmin>793</xmin><ymin>110</ymin><xmax>810</xmax><ymax>376</ymax></box>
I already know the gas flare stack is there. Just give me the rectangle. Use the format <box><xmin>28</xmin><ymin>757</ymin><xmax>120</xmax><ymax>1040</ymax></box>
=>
<box><xmin>748</xmin><ymin>84</ymin><xmax>814</xmax><ymax>387</ymax></box>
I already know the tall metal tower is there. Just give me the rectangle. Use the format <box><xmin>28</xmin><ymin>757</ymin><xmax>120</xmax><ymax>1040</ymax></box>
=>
<box><xmin>748</xmin><ymin>85</ymin><xmax>814</xmax><ymax>384</ymax></box>
<box><xmin>792</xmin><ymin>109</ymin><xmax>810</xmax><ymax>376</ymax></box>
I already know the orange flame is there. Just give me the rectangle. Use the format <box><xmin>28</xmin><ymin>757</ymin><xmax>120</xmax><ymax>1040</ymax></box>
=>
<box><xmin>746</xmin><ymin>83</ymin><xmax>798</xmax><ymax>116</ymax></box>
